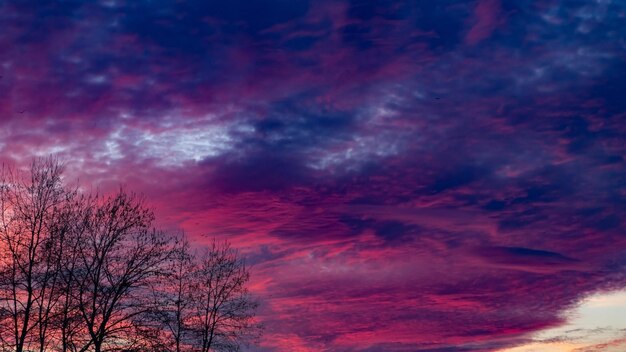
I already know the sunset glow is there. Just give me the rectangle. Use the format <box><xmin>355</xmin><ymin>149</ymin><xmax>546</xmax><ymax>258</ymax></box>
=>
<box><xmin>2</xmin><ymin>0</ymin><xmax>626</xmax><ymax>351</ymax></box>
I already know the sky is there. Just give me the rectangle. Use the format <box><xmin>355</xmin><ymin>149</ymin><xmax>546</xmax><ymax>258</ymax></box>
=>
<box><xmin>1</xmin><ymin>0</ymin><xmax>626</xmax><ymax>351</ymax></box>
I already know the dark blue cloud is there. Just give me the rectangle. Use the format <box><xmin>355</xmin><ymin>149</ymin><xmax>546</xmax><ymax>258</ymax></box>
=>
<box><xmin>474</xmin><ymin>246</ymin><xmax>578</xmax><ymax>265</ymax></box>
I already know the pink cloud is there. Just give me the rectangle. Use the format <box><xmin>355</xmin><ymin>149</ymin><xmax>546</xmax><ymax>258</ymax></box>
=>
<box><xmin>466</xmin><ymin>0</ymin><xmax>503</xmax><ymax>46</ymax></box>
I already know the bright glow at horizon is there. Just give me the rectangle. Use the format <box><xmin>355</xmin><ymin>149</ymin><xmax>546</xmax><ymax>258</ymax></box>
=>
<box><xmin>500</xmin><ymin>290</ymin><xmax>626</xmax><ymax>352</ymax></box>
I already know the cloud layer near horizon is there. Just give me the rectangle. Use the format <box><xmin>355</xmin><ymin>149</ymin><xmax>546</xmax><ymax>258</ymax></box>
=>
<box><xmin>2</xmin><ymin>0</ymin><xmax>626</xmax><ymax>350</ymax></box>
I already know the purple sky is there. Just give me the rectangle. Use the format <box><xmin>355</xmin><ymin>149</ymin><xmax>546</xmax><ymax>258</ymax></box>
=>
<box><xmin>2</xmin><ymin>0</ymin><xmax>626</xmax><ymax>351</ymax></box>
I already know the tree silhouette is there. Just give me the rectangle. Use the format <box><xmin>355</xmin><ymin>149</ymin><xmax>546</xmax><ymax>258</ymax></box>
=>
<box><xmin>0</xmin><ymin>159</ymin><xmax>72</xmax><ymax>352</ymax></box>
<box><xmin>0</xmin><ymin>158</ymin><xmax>260</xmax><ymax>352</ymax></box>
<box><xmin>149</xmin><ymin>238</ymin><xmax>260</xmax><ymax>352</ymax></box>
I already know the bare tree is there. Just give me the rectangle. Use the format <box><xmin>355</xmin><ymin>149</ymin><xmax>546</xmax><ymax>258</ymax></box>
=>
<box><xmin>0</xmin><ymin>158</ymin><xmax>76</xmax><ymax>352</ymax></box>
<box><xmin>51</xmin><ymin>194</ymin><xmax>93</xmax><ymax>352</ymax></box>
<box><xmin>193</xmin><ymin>240</ymin><xmax>259</xmax><ymax>352</ymax></box>
<box><xmin>32</xmin><ymin>185</ymin><xmax>85</xmax><ymax>352</ymax></box>
<box><xmin>148</xmin><ymin>237</ymin><xmax>196</xmax><ymax>352</ymax></box>
<box><xmin>153</xmin><ymin>239</ymin><xmax>260</xmax><ymax>352</ymax></box>
<box><xmin>71</xmin><ymin>191</ymin><xmax>172</xmax><ymax>352</ymax></box>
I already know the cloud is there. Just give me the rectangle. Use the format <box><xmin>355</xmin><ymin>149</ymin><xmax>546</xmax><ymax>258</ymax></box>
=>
<box><xmin>2</xmin><ymin>0</ymin><xmax>626</xmax><ymax>351</ymax></box>
<box><xmin>470</xmin><ymin>246</ymin><xmax>582</xmax><ymax>273</ymax></box>
<box><xmin>465</xmin><ymin>0</ymin><xmax>502</xmax><ymax>45</ymax></box>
